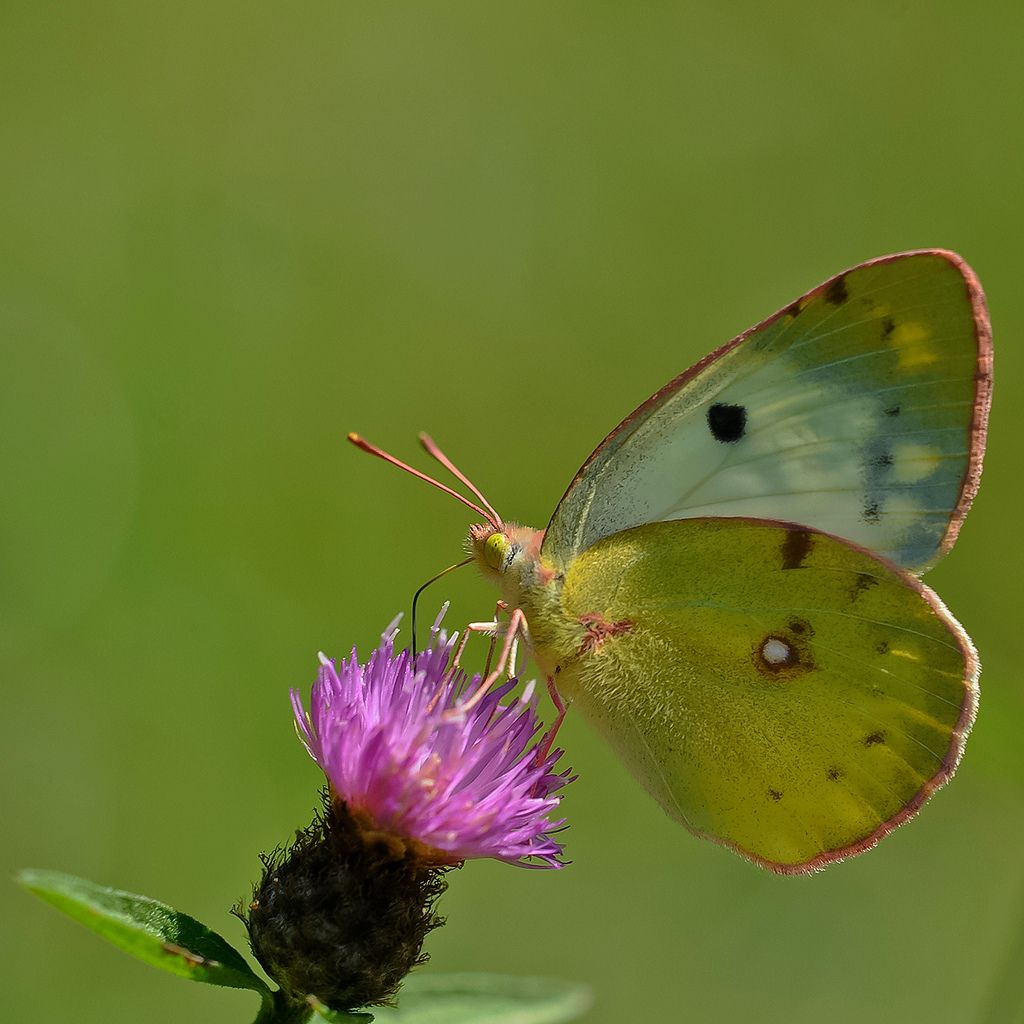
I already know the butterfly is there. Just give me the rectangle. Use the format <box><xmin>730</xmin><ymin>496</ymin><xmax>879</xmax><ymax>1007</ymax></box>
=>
<box><xmin>351</xmin><ymin>249</ymin><xmax>992</xmax><ymax>873</ymax></box>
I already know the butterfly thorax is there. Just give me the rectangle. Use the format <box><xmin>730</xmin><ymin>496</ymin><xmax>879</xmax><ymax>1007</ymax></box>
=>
<box><xmin>467</xmin><ymin>522</ymin><xmax>583</xmax><ymax>676</ymax></box>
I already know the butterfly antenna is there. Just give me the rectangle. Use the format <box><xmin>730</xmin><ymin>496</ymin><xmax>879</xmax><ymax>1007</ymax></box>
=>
<box><xmin>348</xmin><ymin>433</ymin><xmax>501</xmax><ymax>528</ymax></box>
<box><xmin>411</xmin><ymin>556</ymin><xmax>474</xmax><ymax>659</ymax></box>
<box><xmin>418</xmin><ymin>432</ymin><xmax>502</xmax><ymax>526</ymax></box>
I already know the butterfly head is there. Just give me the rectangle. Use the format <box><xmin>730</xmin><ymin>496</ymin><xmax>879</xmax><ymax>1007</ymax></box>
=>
<box><xmin>468</xmin><ymin>523</ymin><xmax>543</xmax><ymax>583</ymax></box>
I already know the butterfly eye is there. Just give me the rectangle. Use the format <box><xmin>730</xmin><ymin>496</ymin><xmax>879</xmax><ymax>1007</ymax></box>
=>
<box><xmin>484</xmin><ymin>532</ymin><xmax>511</xmax><ymax>571</ymax></box>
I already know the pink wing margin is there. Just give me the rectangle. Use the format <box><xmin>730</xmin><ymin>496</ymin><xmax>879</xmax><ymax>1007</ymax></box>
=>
<box><xmin>546</xmin><ymin>249</ymin><xmax>993</xmax><ymax>572</ymax></box>
<box><xmin>935</xmin><ymin>251</ymin><xmax>993</xmax><ymax>561</ymax></box>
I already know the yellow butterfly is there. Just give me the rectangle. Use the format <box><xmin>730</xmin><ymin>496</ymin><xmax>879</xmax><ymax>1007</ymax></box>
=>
<box><xmin>351</xmin><ymin>249</ymin><xmax>992</xmax><ymax>873</ymax></box>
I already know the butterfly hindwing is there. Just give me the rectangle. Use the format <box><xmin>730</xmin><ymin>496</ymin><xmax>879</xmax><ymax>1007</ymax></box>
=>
<box><xmin>544</xmin><ymin>517</ymin><xmax>977</xmax><ymax>873</ymax></box>
<box><xmin>543</xmin><ymin>250</ymin><xmax>991</xmax><ymax>573</ymax></box>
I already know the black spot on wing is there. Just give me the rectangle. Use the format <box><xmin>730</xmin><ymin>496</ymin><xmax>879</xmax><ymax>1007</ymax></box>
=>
<box><xmin>826</xmin><ymin>766</ymin><xmax>843</xmax><ymax>782</ymax></box>
<box><xmin>768</xmin><ymin>788</ymin><xmax>783</xmax><ymax>801</ymax></box>
<box><xmin>884</xmin><ymin>405</ymin><xmax>901</xmax><ymax>417</ymax></box>
<box><xmin>876</xmin><ymin>640</ymin><xmax>889</xmax><ymax>655</ymax></box>
<box><xmin>850</xmin><ymin>573</ymin><xmax>879</xmax><ymax>600</ymax></box>
<box><xmin>781</xmin><ymin>529</ymin><xmax>813</xmax><ymax>569</ymax></box>
<box><xmin>864</xmin><ymin>731</ymin><xmax>886</xmax><ymax>747</ymax></box>
<box><xmin>707</xmin><ymin>403</ymin><xmax>747</xmax><ymax>443</ymax></box>
<box><xmin>861</xmin><ymin>440</ymin><xmax>891</xmax><ymax>531</ymax></box>
<box><xmin>881</xmin><ymin>316</ymin><xmax>896</xmax><ymax>339</ymax></box>
<box><xmin>825</xmin><ymin>275</ymin><xmax>849</xmax><ymax>306</ymax></box>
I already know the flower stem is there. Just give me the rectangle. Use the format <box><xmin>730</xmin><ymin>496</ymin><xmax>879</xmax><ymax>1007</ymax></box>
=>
<box><xmin>252</xmin><ymin>989</ymin><xmax>312</xmax><ymax>1024</ymax></box>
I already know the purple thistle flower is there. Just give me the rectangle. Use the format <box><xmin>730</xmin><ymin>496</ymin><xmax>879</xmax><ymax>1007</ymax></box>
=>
<box><xmin>291</xmin><ymin>608</ymin><xmax>574</xmax><ymax>869</ymax></box>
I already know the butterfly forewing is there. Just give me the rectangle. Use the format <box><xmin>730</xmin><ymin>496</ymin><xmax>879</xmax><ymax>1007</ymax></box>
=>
<box><xmin>549</xmin><ymin>518</ymin><xmax>976</xmax><ymax>872</ymax></box>
<box><xmin>542</xmin><ymin>251</ymin><xmax>991</xmax><ymax>574</ymax></box>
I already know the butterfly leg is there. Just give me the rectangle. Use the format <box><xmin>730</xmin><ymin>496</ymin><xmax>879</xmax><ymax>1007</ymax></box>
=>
<box><xmin>444</xmin><ymin>607</ymin><xmax>528</xmax><ymax>718</ymax></box>
<box><xmin>483</xmin><ymin>600</ymin><xmax>511</xmax><ymax>678</ymax></box>
<box><xmin>450</xmin><ymin>600</ymin><xmax>511</xmax><ymax>677</ymax></box>
<box><xmin>451</xmin><ymin>618</ymin><xmax>497</xmax><ymax>670</ymax></box>
<box><xmin>431</xmin><ymin>617</ymin><xmax>499</xmax><ymax>714</ymax></box>
<box><xmin>534</xmin><ymin>676</ymin><xmax>567</xmax><ymax>762</ymax></box>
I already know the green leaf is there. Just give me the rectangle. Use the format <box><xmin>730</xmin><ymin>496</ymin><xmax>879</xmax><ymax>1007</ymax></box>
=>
<box><xmin>372</xmin><ymin>974</ymin><xmax>592</xmax><ymax>1024</ymax></box>
<box><xmin>307</xmin><ymin>995</ymin><xmax>374</xmax><ymax>1023</ymax></box>
<box><xmin>17</xmin><ymin>868</ymin><xmax>269</xmax><ymax>995</ymax></box>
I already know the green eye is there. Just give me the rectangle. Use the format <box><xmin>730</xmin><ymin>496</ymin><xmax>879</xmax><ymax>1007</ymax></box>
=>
<box><xmin>484</xmin><ymin>533</ymin><xmax>510</xmax><ymax>570</ymax></box>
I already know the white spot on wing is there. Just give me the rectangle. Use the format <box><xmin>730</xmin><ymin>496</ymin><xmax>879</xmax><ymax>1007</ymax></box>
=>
<box><xmin>762</xmin><ymin>638</ymin><xmax>792</xmax><ymax>665</ymax></box>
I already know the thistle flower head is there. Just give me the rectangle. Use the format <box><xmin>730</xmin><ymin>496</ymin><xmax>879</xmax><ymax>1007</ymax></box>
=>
<box><xmin>291</xmin><ymin>608</ymin><xmax>574</xmax><ymax>868</ymax></box>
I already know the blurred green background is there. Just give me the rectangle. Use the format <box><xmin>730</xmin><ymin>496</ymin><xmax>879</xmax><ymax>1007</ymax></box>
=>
<box><xmin>4</xmin><ymin>3</ymin><xmax>1023</xmax><ymax>1022</ymax></box>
